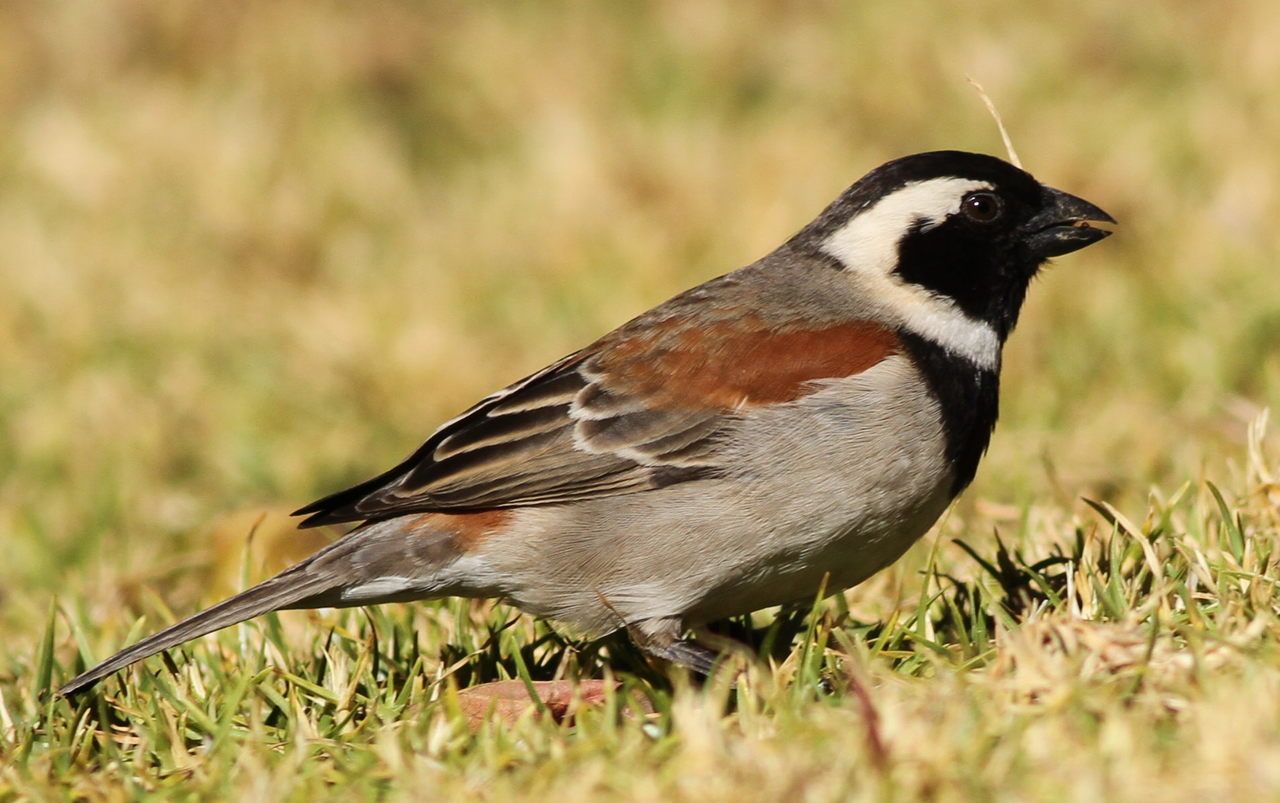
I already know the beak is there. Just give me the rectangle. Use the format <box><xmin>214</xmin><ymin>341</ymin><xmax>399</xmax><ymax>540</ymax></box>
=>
<box><xmin>1023</xmin><ymin>186</ymin><xmax>1116</xmax><ymax>259</ymax></box>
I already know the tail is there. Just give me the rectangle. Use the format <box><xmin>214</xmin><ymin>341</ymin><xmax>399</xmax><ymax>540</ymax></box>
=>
<box><xmin>59</xmin><ymin>561</ymin><xmax>340</xmax><ymax>698</ymax></box>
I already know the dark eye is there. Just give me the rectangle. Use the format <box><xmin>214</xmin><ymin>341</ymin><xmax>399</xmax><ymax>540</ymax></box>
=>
<box><xmin>961</xmin><ymin>191</ymin><xmax>1004</xmax><ymax>224</ymax></box>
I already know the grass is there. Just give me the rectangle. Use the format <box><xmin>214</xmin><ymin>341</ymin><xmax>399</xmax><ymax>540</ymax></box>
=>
<box><xmin>2</xmin><ymin>1</ymin><xmax>1280</xmax><ymax>799</ymax></box>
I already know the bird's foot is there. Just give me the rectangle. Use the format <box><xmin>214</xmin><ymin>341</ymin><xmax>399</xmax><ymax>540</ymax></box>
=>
<box><xmin>627</xmin><ymin>617</ymin><xmax>736</xmax><ymax>677</ymax></box>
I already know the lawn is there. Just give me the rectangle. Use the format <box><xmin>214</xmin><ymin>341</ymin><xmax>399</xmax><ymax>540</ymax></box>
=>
<box><xmin>2</xmin><ymin>2</ymin><xmax>1279</xmax><ymax>799</ymax></box>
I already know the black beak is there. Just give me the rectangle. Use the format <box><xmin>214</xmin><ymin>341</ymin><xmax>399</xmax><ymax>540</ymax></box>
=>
<box><xmin>1023</xmin><ymin>186</ymin><xmax>1116</xmax><ymax>259</ymax></box>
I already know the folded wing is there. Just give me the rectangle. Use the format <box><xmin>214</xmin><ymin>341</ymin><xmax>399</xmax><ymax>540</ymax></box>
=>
<box><xmin>294</xmin><ymin>286</ymin><xmax>900</xmax><ymax>528</ymax></box>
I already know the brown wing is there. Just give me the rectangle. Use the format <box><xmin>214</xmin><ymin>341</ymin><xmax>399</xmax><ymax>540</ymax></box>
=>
<box><xmin>294</xmin><ymin>303</ymin><xmax>900</xmax><ymax>528</ymax></box>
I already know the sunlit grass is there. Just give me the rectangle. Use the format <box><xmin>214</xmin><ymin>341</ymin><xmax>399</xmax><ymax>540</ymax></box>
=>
<box><xmin>2</xmin><ymin>1</ymin><xmax>1279</xmax><ymax>799</ymax></box>
<box><xmin>6</xmin><ymin>421</ymin><xmax>1279</xmax><ymax>798</ymax></box>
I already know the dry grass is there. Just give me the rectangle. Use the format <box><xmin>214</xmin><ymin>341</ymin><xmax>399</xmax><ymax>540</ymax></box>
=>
<box><xmin>2</xmin><ymin>1</ymin><xmax>1279</xmax><ymax>799</ymax></box>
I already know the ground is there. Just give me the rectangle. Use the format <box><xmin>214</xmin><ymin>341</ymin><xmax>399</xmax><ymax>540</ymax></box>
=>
<box><xmin>2</xmin><ymin>2</ymin><xmax>1280</xmax><ymax>800</ymax></box>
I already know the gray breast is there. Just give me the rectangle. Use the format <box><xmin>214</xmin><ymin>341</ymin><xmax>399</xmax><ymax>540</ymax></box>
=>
<box><xmin>477</xmin><ymin>354</ymin><xmax>955</xmax><ymax>634</ymax></box>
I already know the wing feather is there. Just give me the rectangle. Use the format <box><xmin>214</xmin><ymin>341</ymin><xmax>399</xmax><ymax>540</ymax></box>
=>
<box><xmin>294</xmin><ymin>291</ymin><xmax>900</xmax><ymax>528</ymax></box>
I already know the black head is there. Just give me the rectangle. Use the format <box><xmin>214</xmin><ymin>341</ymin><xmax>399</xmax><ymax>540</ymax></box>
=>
<box><xmin>797</xmin><ymin>151</ymin><xmax>1114</xmax><ymax>341</ymax></box>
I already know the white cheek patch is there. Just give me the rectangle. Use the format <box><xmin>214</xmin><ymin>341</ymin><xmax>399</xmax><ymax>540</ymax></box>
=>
<box><xmin>824</xmin><ymin>177</ymin><xmax>992</xmax><ymax>275</ymax></box>
<box><xmin>821</xmin><ymin>177</ymin><xmax>1001</xmax><ymax>369</ymax></box>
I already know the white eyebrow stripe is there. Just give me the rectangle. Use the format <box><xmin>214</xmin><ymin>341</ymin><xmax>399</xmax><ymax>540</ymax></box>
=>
<box><xmin>820</xmin><ymin>177</ymin><xmax>1001</xmax><ymax>369</ymax></box>
<box><xmin>823</xmin><ymin>177</ymin><xmax>993</xmax><ymax>275</ymax></box>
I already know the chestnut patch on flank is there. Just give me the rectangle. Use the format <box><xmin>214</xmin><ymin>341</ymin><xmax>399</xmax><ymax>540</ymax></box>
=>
<box><xmin>595</xmin><ymin>318</ymin><xmax>899</xmax><ymax>409</ymax></box>
<box><xmin>404</xmin><ymin>509</ymin><xmax>513</xmax><ymax>549</ymax></box>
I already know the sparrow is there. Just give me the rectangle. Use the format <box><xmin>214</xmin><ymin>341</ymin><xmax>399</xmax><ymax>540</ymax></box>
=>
<box><xmin>60</xmin><ymin>151</ymin><xmax>1113</xmax><ymax>696</ymax></box>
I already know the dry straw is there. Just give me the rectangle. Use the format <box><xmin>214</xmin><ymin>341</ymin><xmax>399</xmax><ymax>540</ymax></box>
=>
<box><xmin>967</xmin><ymin>76</ymin><xmax>1023</xmax><ymax>169</ymax></box>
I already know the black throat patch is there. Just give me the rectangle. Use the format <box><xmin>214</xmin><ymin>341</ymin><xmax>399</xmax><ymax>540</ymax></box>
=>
<box><xmin>894</xmin><ymin>223</ymin><xmax>1030</xmax><ymax>341</ymax></box>
<box><xmin>898</xmin><ymin>330</ymin><xmax>1001</xmax><ymax>496</ymax></box>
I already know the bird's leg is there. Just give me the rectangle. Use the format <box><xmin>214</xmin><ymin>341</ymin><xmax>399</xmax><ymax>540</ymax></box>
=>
<box><xmin>627</xmin><ymin>617</ymin><xmax>723</xmax><ymax>676</ymax></box>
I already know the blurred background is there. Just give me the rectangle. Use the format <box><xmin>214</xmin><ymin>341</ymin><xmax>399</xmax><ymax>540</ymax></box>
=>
<box><xmin>1</xmin><ymin>1</ymin><xmax>1277</xmax><ymax>637</ymax></box>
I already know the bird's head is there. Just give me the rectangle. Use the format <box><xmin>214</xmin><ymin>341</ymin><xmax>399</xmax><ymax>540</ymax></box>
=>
<box><xmin>794</xmin><ymin>151</ymin><xmax>1114</xmax><ymax>356</ymax></box>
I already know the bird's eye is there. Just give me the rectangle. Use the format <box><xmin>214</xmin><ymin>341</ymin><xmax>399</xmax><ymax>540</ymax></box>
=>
<box><xmin>961</xmin><ymin>191</ymin><xmax>1004</xmax><ymax>224</ymax></box>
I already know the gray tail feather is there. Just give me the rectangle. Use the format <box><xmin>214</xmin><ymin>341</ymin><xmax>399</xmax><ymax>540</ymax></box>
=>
<box><xmin>59</xmin><ymin>564</ymin><xmax>338</xmax><ymax>698</ymax></box>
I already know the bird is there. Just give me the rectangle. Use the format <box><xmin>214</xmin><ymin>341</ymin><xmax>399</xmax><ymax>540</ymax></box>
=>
<box><xmin>59</xmin><ymin>150</ymin><xmax>1113</xmax><ymax>696</ymax></box>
